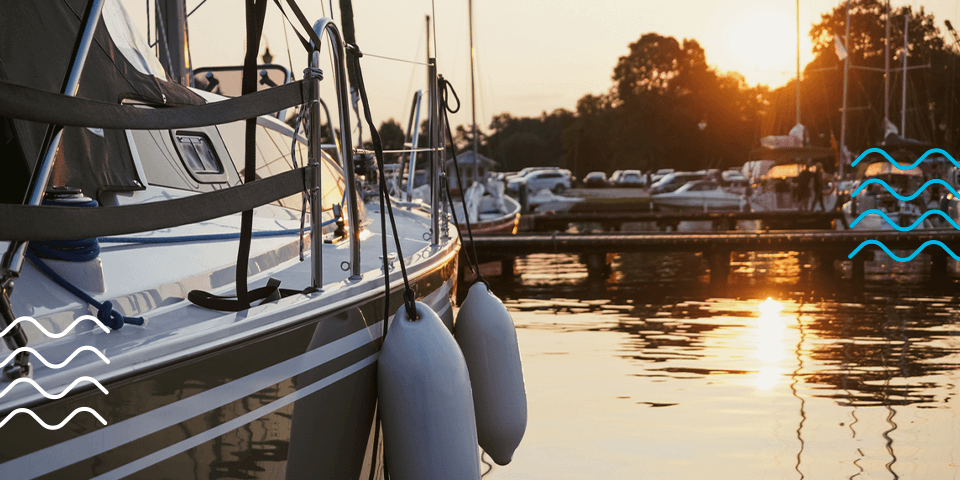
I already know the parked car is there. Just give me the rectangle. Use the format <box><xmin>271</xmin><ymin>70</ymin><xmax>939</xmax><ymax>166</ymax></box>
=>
<box><xmin>609</xmin><ymin>170</ymin><xmax>624</xmax><ymax>186</ymax></box>
<box><xmin>613</xmin><ymin>169</ymin><xmax>645</xmax><ymax>187</ymax></box>
<box><xmin>506</xmin><ymin>169</ymin><xmax>573</xmax><ymax>193</ymax></box>
<box><xmin>583</xmin><ymin>171</ymin><xmax>608</xmax><ymax>188</ymax></box>
<box><xmin>650</xmin><ymin>172</ymin><xmax>706</xmax><ymax>194</ymax></box>
<box><xmin>504</xmin><ymin>167</ymin><xmax>551</xmax><ymax>184</ymax></box>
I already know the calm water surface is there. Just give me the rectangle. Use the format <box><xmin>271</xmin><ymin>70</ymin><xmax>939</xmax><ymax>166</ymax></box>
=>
<box><xmin>480</xmin><ymin>249</ymin><xmax>960</xmax><ymax>479</ymax></box>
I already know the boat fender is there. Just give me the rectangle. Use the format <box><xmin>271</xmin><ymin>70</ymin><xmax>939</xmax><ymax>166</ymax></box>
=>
<box><xmin>378</xmin><ymin>301</ymin><xmax>480</xmax><ymax>479</ymax></box>
<box><xmin>455</xmin><ymin>281</ymin><xmax>527</xmax><ymax>466</ymax></box>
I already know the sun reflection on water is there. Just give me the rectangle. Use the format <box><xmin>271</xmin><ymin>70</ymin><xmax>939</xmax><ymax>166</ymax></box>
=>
<box><xmin>754</xmin><ymin>297</ymin><xmax>787</xmax><ymax>390</ymax></box>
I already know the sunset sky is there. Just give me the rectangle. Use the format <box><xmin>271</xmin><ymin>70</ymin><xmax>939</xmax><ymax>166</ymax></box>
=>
<box><xmin>124</xmin><ymin>0</ymin><xmax>960</xmax><ymax>133</ymax></box>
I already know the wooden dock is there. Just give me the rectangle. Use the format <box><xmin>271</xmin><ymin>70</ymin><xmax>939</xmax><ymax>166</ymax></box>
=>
<box><xmin>522</xmin><ymin>210</ymin><xmax>842</xmax><ymax>232</ymax></box>
<box><xmin>467</xmin><ymin>229</ymin><xmax>960</xmax><ymax>283</ymax></box>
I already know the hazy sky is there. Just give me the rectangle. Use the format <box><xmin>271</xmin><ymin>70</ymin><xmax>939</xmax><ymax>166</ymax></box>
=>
<box><xmin>123</xmin><ymin>1</ymin><xmax>960</xmax><ymax>134</ymax></box>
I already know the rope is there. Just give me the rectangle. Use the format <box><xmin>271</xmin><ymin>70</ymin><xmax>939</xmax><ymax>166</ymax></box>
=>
<box><xmin>30</xmin><ymin>198</ymin><xmax>101</xmax><ymax>262</ymax></box>
<box><xmin>442</xmin><ymin>174</ymin><xmax>477</xmax><ymax>277</ymax></box>
<box><xmin>346</xmin><ymin>43</ymin><xmax>418</xmax><ymax>323</ymax></box>
<box><xmin>439</xmin><ymin>75</ymin><xmax>484</xmax><ymax>285</ymax></box>
<box><xmin>25</xmin><ymin>250</ymin><xmax>144</xmax><ymax>330</ymax></box>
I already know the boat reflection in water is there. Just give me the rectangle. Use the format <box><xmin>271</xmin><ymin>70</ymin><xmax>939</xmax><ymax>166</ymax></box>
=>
<box><xmin>481</xmin><ymin>247</ymin><xmax>960</xmax><ymax>479</ymax></box>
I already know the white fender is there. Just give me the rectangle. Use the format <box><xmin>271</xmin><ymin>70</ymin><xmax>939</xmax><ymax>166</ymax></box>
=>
<box><xmin>455</xmin><ymin>282</ymin><xmax>527</xmax><ymax>466</ymax></box>
<box><xmin>378</xmin><ymin>302</ymin><xmax>480</xmax><ymax>480</ymax></box>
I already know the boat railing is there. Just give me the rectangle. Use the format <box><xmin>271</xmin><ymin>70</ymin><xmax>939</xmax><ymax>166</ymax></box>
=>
<box><xmin>0</xmin><ymin>17</ymin><xmax>362</xmax><ymax>292</ymax></box>
<box><xmin>2</xmin><ymin>0</ymin><xmax>106</xmax><ymax>287</ymax></box>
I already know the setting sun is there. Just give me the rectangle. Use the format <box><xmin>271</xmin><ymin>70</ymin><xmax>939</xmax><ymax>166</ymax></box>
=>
<box><xmin>718</xmin><ymin>4</ymin><xmax>816</xmax><ymax>87</ymax></box>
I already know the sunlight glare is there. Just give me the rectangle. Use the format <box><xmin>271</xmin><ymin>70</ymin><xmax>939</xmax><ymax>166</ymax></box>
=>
<box><xmin>754</xmin><ymin>297</ymin><xmax>787</xmax><ymax>389</ymax></box>
<box><xmin>722</xmin><ymin>4</ymin><xmax>815</xmax><ymax>86</ymax></box>
<box><xmin>758</xmin><ymin>297</ymin><xmax>783</xmax><ymax>316</ymax></box>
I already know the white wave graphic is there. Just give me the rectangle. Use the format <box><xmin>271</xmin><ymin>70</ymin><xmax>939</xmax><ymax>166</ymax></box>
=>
<box><xmin>0</xmin><ymin>376</ymin><xmax>108</xmax><ymax>400</ymax></box>
<box><xmin>0</xmin><ymin>407</ymin><xmax>107</xmax><ymax>430</ymax></box>
<box><xmin>0</xmin><ymin>315</ymin><xmax>110</xmax><ymax>338</ymax></box>
<box><xmin>0</xmin><ymin>347</ymin><xmax>110</xmax><ymax>370</ymax></box>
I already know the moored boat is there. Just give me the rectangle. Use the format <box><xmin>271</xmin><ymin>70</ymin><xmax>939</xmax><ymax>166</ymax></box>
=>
<box><xmin>0</xmin><ymin>2</ymin><xmax>522</xmax><ymax>478</ymax></box>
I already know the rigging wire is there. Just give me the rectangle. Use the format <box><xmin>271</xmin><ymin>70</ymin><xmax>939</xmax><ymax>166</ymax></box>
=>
<box><xmin>187</xmin><ymin>0</ymin><xmax>209</xmax><ymax>18</ymax></box>
<box><xmin>402</xmin><ymin>26</ymin><xmax>426</xmax><ymax>124</ymax></box>
<box><xmin>361</xmin><ymin>52</ymin><xmax>432</xmax><ymax>66</ymax></box>
<box><xmin>431</xmin><ymin>0</ymin><xmax>439</xmax><ymax>66</ymax></box>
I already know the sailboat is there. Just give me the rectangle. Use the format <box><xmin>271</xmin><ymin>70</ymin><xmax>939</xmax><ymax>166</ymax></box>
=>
<box><xmin>840</xmin><ymin>3</ymin><xmax>955</xmax><ymax>231</ymax></box>
<box><xmin>0</xmin><ymin>1</ymin><xmax>484</xmax><ymax>478</ymax></box>
<box><xmin>445</xmin><ymin>0</ymin><xmax>521</xmax><ymax>233</ymax></box>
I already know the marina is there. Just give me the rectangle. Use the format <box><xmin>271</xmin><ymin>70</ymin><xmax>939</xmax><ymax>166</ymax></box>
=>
<box><xmin>2</xmin><ymin>0</ymin><xmax>960</xmax><ymax>478</ymax></box>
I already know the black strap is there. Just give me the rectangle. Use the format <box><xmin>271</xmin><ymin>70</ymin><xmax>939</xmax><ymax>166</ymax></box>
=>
<box><xmin>272</xmin><ymin>0</ymin><xmax>311</xmax><ymax>52</ymax></box>
<box><xmin>283</xmin><ymin>0</ymin><xmax>327</xmax><ymax>51</ymax></box>
<box><xmin>0</xmin><ymin>79</ymin><xmax>307</xmax><ymax>130</ymax></box>
<box><xmin>235</xmin><ymin>0</ymin><xmax>270</xmax><ymax>307</ymax></box>
<box><xmin>188</xmin><ymin>278</ymin><xmax>314</xmax><ymax>312</ymax></box>
<box><xmin>0</xmin><ymin>167</ymin><xmax>310</xmax><ymax>241</ymax></box>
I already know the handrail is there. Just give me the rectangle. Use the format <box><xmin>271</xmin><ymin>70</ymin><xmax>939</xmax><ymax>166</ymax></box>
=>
<box><xmin>428</xmin><ymin>58</ymin><xmax>440</xmax><ymax>245</ymax></box>
<box><xmin>405</xmin><ymin>90</ymin><xmax>423</xmax><ymax>200</ymax></box>
<box><xmin>311</xmin><ymin>18</ymin><xmax>362</xmax><ymax>281</ymax></box>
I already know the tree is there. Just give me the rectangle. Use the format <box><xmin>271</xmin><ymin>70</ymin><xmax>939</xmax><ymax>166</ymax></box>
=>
<box><xmin>788</xmin><ymin>0</ymin><xmax>957</xmax><ymax>155</ymax></box>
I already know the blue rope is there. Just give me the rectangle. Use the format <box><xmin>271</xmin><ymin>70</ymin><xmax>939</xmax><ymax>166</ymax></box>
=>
<box><xmin>31</xmin><ymin>198</ymin><xmax>101</xmax><ymax>262</ymax></box>
<box><xmin>25</xmin><ymin>250</ymin><xmax>144</xmax><ymax>330</ymax></box>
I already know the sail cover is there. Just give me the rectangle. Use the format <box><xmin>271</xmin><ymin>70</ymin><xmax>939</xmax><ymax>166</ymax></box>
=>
<box><xmin>0</xmin><ymin>0</ymin><xmax>204</xmax><ymax>204</ymax></box>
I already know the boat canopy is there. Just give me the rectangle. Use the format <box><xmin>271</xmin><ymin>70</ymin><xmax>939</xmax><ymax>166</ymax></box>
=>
<box><xmin>0</xmin><ymin>0</ymin><xmax>204</xmax><ymax>204</ymax></box>
<box><xmin>748</xmin><ymin>145</ymin><xmax>835</xmax><ymax>163</ymax></box>
<box><xmin>763</xmin><ymin>163</ymin><xmax>804</xmax><ymax>179</ymax></box>
<box><xmin>864</xmin><ymin>162</ymin><xmax>924</xmax><ymax>177</ymax></box>
<box><xmin>877</xmin><ymin>133</ymin><xmax>936</xmax><ymax>156</ymax></box>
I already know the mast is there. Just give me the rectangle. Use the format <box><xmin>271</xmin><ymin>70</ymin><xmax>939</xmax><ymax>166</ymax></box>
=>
<box><xmin>902</xmin><ymin>12</ymin><xmax>909</xmax><ymax>137</ymax></box>
<box><xmin>884</xmin><ymin>0</ymin><xmax>891</xmax><ymax>130</ymax></box>
<box><xmin>157</xmin><ymin>0</ymin><xmax>191</xmax><ymax>86</ymax></box>
<box><xmin>469</xmin><ymin>0</ymin><xmax>479</xmax><ymax>162</ymax></box>
<box><xmin>795</xmin><ymin>0</ymin><xmax>801</xmax><ymax>127</ymax></box>
<box><xmin>839</xmin><ymin>0</ymin><xmax>850</xmax><ymax>177</ymax></box>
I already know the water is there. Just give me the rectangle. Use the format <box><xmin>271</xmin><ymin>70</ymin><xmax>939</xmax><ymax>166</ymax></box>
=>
<box><xmin>479</xmin><ymin>250</ymin><xmax>960</xmax><ymax>479</ymax></box>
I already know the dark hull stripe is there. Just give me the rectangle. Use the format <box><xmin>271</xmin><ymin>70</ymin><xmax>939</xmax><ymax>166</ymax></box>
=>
<box><xmin>92</xmin><ymin>353</ymin><xmax>378</xmax><ymax>480</ymax></box>
<box><xmin>1</xmin><ymin>322</ymin><xmax>384</xmax><ymax>479</ymax></box>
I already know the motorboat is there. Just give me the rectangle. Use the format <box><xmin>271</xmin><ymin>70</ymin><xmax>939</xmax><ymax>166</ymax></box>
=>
<box><xmin>652</xmin><ymin>179</ymin><xmax>744</xmax><ymax>211</ymax></box>
<box><xmin>528</xmin><ymin>189</ymin><xmax>584</xmax><ymax>213</ymax></box>
<box><xmin>0</xmin><ymin>2</ymin><xmax>510</xmax><ymax>478</ymax></box>
<box><xmin>841</xmin><ymin>161</ymin><xmax>935</xmax><ymax>230</ymax></box>
<box><xmin>453</xmin><ymin>180</ymin><xmax>521</xmax><ymax>233</ymax></box>
<box><xmin>749</xmin><ymin>163</ymin><xmax>838</xmax><ymax>213</ymax></box>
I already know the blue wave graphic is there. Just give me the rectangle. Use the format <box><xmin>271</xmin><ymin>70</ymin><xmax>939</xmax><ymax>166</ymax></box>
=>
<box><xmin>851</xmin><ymin>147</ymin><xmax>957</xmax><ymax>170</ymax></box>
<box><xmin>848</xmin><ymin>240</ymin><xmax>960</xmax><ymax>261</ymax></box>
<box><xmin>851</xmin><ymin>178</ymin><xmax>958</xmax><ymax>201</ymax></box>
<box><xmin>850</xmin><ymin>209</ymin><xmax>960</xmax><ymax>231</ymax></box>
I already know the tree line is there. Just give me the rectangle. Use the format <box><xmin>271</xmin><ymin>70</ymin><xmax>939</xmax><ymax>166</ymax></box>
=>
<box><xmin>371</xmin><ymin>0</ymin><xmax>960</xmax><ymax>179</ymax></box>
